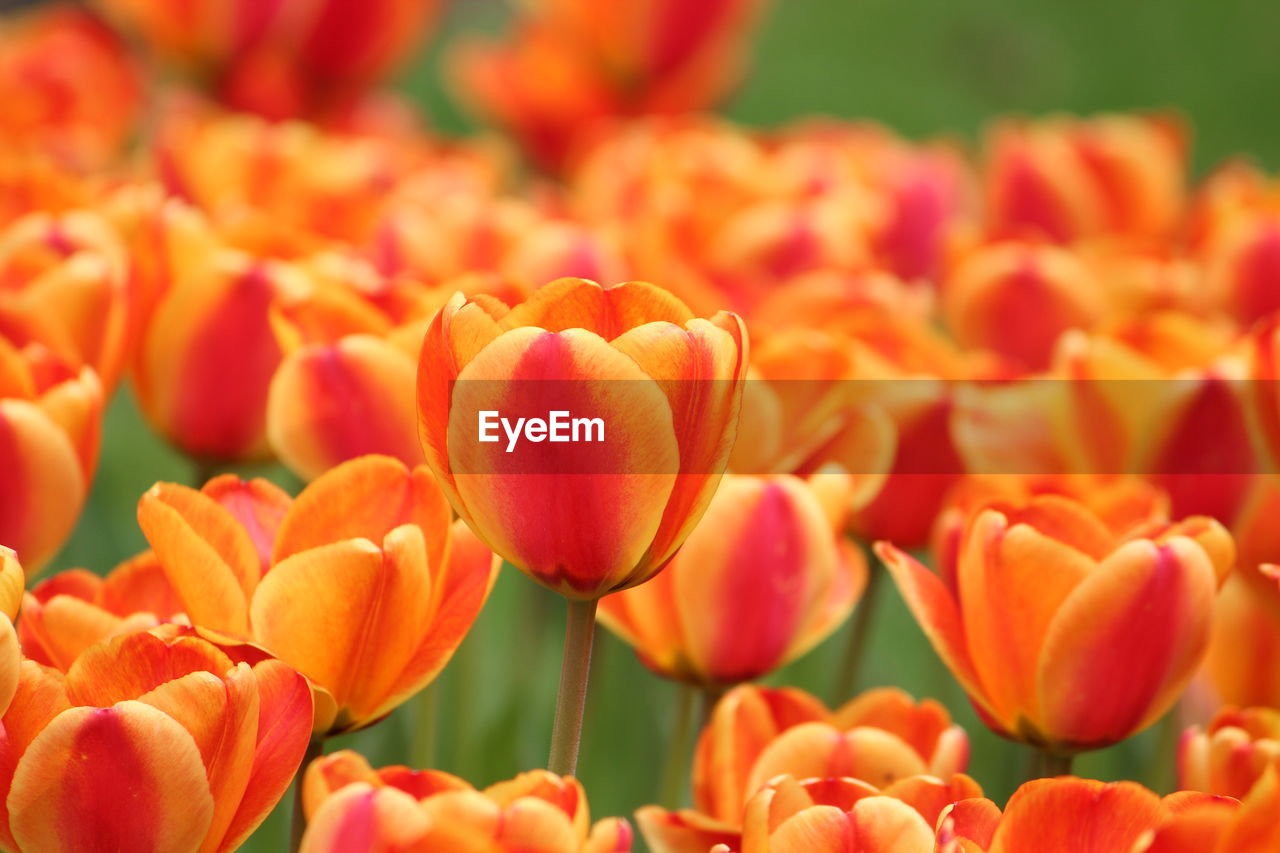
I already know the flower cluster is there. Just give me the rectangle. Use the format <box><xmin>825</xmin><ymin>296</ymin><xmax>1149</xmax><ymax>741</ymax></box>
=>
<box><xmin>0</xmin><ymin>0</ymin><xmax>1279</xmax><ymax>851</ymax></box>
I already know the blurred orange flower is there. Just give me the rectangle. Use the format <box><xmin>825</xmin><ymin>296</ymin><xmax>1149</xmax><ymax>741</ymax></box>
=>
<box><xmin>417</xmin><ymin>277</ymin><xmax>747</xmax><ymax>599</ymax></box>
<box><xmin>135</xmin><ymin>454</ymin><xmax>498</xmax><ymax>734</ymax></box>
<box><xmin>0</xmin><ymin>338</ymin><xmax>102</xmax><ymax>573</ymax></box>
<box><xmin>1179</xmin><ymin>706</ymin><xmax>1280</xmax><ymax>800</ymax></box>
<box><xmin>637</xmin><ymin>684</ymin><xmax>970</xmax><ymax>853</ymax></box>
<box><xmin>878</xmin><ymin>495</ymin><xmax>1230</xmax><ymax>753</ymax></box>
<box><xmin>0</xmin><ymin>630</ymin><xmax>312</xmax><ymax>853</ymax></box>
<box><xmin>300</xmin><ymin>751</ymin><xmax>632</xmax><ymax>852</ymax></box>
<box><xmin>96</xmin><ymin>0</ymin><xmax>439</xmax><ymax>120</ymax></box>
<box><xmin>598</xmin><ymin>473</ymin><xmax>867</xmax><ymax>686</ymax></box>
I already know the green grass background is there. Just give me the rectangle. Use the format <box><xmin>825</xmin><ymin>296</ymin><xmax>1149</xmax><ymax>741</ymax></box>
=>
<box><xmin>47</xmin><ymin>0</ymin><xmax>1280</xmax><ymax>847</ymax></box>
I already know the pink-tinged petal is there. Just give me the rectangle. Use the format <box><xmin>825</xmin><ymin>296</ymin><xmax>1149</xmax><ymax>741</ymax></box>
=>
<box><xmin>447</xmin><ymin>326</ymin><xmax>680</xmax><ymax>596</ymax></box>
<box><xmin>874</xmin><ymin>543</ymin><xmax>986</xmax><ymax>716</ymax></box>
<box><xmin>251</xmin><ymin>527</ymin><xmax>434</xmax><ymax>729</ymax></box>
<box><xmin>0</xmin><ymin>662</ymin><xmax>71</xmax><ymax>851</ymax></box>
<box><xmin>267</xmin><ymin>336</ymin><xmax>423</xmax><ymax>482</ymax></box>
<box><xmin>759</xmin><ymin>796</ymin><xmax>935</xmax><ymax>853</ymax></box>
<box><xmin>636</xmin><ymin>806</ymin><xmax>740</xmax><ymax>853</ymax></box>
<box><xmin>1036</xmin><ymin>538</ymin><xmax>1216</xmax><ymax>749</ymax></box>
<box><xmin>272</xmin><ymin>454</ymin><xmax>451</xmax><ymax>569</ymax></box>
<box><xmin>833</xmin><ymin>688</ymin><xmax>966</xmax><ymax>777</ymax></box>
<box><xmin>609</xmin><ymin>312</ymin><xmax>748</xmax><ymax>584</ymax></box>
<box><xmin>137</xmin><ymin>483</ymin><xmax>259</xmax><ymax>635</ymax></box>
<box><xmin>220</xmin><ymin>660</ymin><xmax>314</xmax><ymax>852</ymax></box>
<box><xmin>879</xmin><ymin>773</ymin><xmax>983</xmax><ymax>828</ymax></box>
<box><xmin>299</xmin><ymin>783</ymin><xmax>430</xmax><ymax>853</ymax></box>
<box><xmin>8</xmin><ymin>701</ymin><xmax>215</xmax><ymax>853</ymax></box>
<box><xmin>987</xmin><ymin>778</ymin><xmax>1166</xmax><ymax>853</ymax></box>
<box><xmin>586</xmin><ymin>817</ymin><xmax>634</xmax><ymax>853</ymax></box>
<box><xmin>937</xmin><ymin>798</ymin><xmax>1002</xmax><ymax>850</ymax></box>
<box><xmin>201</xmin><ymin>476</ymin><xmax>292</xmax><ymax>574</ymax></box>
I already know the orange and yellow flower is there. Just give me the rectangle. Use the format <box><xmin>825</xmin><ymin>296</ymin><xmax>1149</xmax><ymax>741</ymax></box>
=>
<box><xmin>300</xmin><ymin>751</ymin><xmax>632</xmax><ymax>852</ymax></box>
<box><xmin>135</xmin><ymin>454</ymin><xmax>498</xmax><ymax>734</ymax></box>
<box><xmin>598</xmin><ymin>473</ymin><xmax>867</xmax><ymax>686</ymax></box>
<box><xmin>417</xmin><ymin>277</ymin><xmax>747</xmax><ymax>599</ymax></box>
<box><xmin>878</xmin><ymin>495</ymin><xmax>1230</xmax><ymax>752</ymax></box>
<box><xmin>0</xmin><ymin>630</ymin><xmax>312</xmax><ymax>853</ymax></box>
<box><xmin>1179</xmin><ymin>706</ymin><xmax>1280</xmax><ymax>800</ymax></box>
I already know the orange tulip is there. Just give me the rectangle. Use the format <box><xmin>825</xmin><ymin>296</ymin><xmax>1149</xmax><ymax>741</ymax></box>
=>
<box><xmin>0</xmin><ymin>547</ymin><xmax>23</xmax><ymax>715</ymax></box>
<box><xmin>131</xmin><ymin>247</ymin><xmax>292</xmax><ymax>462</ymax></box>
<box><xmin>878</xmin><ymin>495</ymin><xmax>1228</xmax><ymax>753</ymax></box>
<box><xmin>136</xmin><ymin>454</ymin><xmax>498</xmax><ymax>734</ymax></box>
<box><xmin>300</xmin><ymin>753</ymin><xmax>633</xmax><ymax>853</ymax></box>
<box><xmin>1137</xmin><ymin>767</ymin><xmax>1280</xmax><ymax>853</ymax></box>
<box><xmin>637</xmin><ymin>684</ymin><xmax>970</xmax><ymax>853</ymax></box>
<box><xmin>983</xmin><ymin>114</ymin><xmax>1185</xmax><ymax>243</ymax></box>
<box><xmin>1179</xmin><ymin>706</ymin><xmax>1280</xmax><ymax>800</ymax></box>
<box><xmin>599</xmin><ymin>474</ymin><xmax>867</xmax><ymax>686</ymax></box>
<box><xmin>417</xmin><ymin>277</ymin><xmax>747</xmax><ymax>599</ymax></box>
<box><xmin>1200</xmin><ymin>206</ymin><xmax>1280</xmax><ymax>325</ymax></box>
<box><xmin>0</xmin><ymin>5</ymin><xmax>141</xmax><ymax>165</ymax></box>
<box><xmin>451</xmin><ymin>0</ymin><xmax>765</xmax><ymax>171</ymax></box>
<box><xmin>1201</xmin><ymin>575</ymin><xmax>1280</xmax><ymax>710</ymax></box>
<box><xmin>943</xmin><ymin>239</ymin><xmax>1107</xmax><ymax>373</ymax></box>
<box><xmin>0</xmin><ymin>337</ymin><xmax>102</xmax><ymax>572</ymax></box>
<box><xmin>0</xmin><ymin>210</ymin><xmax>133</xmax><ymax>390</ymax></box>
<box><xmin>0</xmin><ymin>630</ymin><xmax>312</xmax><ymax>853</ymax></box>
<box><xmin>95</xmin><ymin>0</ymin><xmax>439</xmax><ymax>120</ymax></box>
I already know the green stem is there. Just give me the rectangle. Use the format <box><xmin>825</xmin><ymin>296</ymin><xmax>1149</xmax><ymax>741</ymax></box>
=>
<box><xmin>700</xmin><ymin>682</ymin><xmax>728</xmax><ymax>728</ymax></box>
<box><xmin>659</xmin><ymin>684</ymin><xmax>699</xmax><ymax>807</ymax></box>
<box><xmin>289</xmin><ymin>737</ymin><xmax>326</xmax><ymax>852</ymax></box>
<box><xmin>1030</xmin><ymin>748</ymin><xmax>1074</xmax><ymax>780</ymax></box>
<box><xmin>547</xmin><ymin>598</ymin><xmax>599</xmax><ymax>776</ymax></box>
<box><xmin>832</xmin><ymin>560</ymin><xmax>881</xmax><ymax>703</ymax></box>
<box><xmin>410</xmin><ymin>684</ymin><xmax>440</xmax><ymax>770</ymax></box>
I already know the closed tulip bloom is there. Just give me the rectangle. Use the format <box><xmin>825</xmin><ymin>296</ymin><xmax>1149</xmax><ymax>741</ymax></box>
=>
<box><xmin>137</xmin><ymin>454</ymin><xmax>498</xmax><ymax>734</ymax></box>
<box><xmin>638</xmin><ymin>685</ymin><xmax>969</xmax><ymax>853</ymax></box>
<box><xmin>598</xmin><ymin>474</ymin><xmax>867</xmax><ymax>686</ymax></box>
<box><xmin>132</xmin><ymin>249</ymin><xmax>296</xmax><ymax>462</ymax></box>
<box><xmin>418</xmin><ymin>277</ymin><xmax>747</xmax><ymax>599</ymax></box>
<box><xmin>983</xmin><ymin>114</ymin><xmax>1185</xmax><ymax>243</ymax></box>
<box><xmin>943</xmin><ymin>240</ymin><xmax>1107</xmax><ymax>373</ymax></box>
<box><xmin>301</xmin><ymin>760</ymin><xmax>633</xmax><ymax>853</ymax></box>
<box><xmin>0</xmin><ymin>630</ymin><xmax>312</xmax><ymax>853</ymax></box>
<box><xmin>1179</xmin><ymin>707</ymin><xmax>1280</xmax><ymax>800</ymax></box>
<box><xmin>0</xmin><ymin>338</ymin><xmax>103</xmax><ymax>572</ymax></box>
<box><xmin>878</xmin><ymin>495</ymin><xmax>1227</xmax><ymax>753</ymax></box>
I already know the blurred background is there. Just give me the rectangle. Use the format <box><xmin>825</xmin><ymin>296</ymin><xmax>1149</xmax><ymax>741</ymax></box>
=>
<box><xmin>21</xmin><ymin>0</ymin><xmax>1280</xmax><ymax>848</ymax></box>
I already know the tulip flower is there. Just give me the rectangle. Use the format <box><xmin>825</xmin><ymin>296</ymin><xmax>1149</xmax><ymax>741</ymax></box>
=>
<box><xmin>1179</xmin><ymin>706</ymin><xmax>1280</xmax><ymax>800</ymax></box>
<box><xmin>0</xmin><ymin>629</ymin><xmax>312</xmax><ymax>853</ymax></box>
<box><xmin>983</xmin><ymin>114</ymin><xmax>1186</xmax><ymax>243</ymax></box>
<box><xmin>878</xmin><ymin>495</ymin><xmax>1228</xmax><ymax>761</ymax></box>
<box><xmin>95</xmin><ymin>0</ymin><xmax>440</xmax><ymax>120</ymax></box>
<box><xmin>599</xmin><ymin>474</ymin><xmax>867</xmax><ymax>686</ymax></box>
<box><xmin>136</xmin><ymin>454</ymin><xmax>498</xmax><ymax>735</ymax></box>
<box><xmin>418</xmin><ymin>276</ymin><xmax>745</xmax><ymax>773</ymax></box>
<box><xmin>0</xmin><ymin>337</ymin><xmax>103</xmax><ymax>572</ymax></box>
<box><xmin>1202</xmin><ymin>576</ymin><xmax>1280</xmax><ymax>710</ymax></box>
<box><xmin>132</xmin><ymin>247</ymin><xmax>294</xmax><ymax>463</ymax></box>
<box><xmin>0</xmin><ymin>210</ymin><xmax>133</xmax><ymax>390</ymax></box>
<box><xmin>300</xmin><ymin>753</ymin><xmax>633</xmax><ymax>853</ymax></box>
<box><xmin>0</xmin><ymin>547</ymin><xmax>22</xmax><ymax>714</ymax></box>
<box><xmin>0</xmin><ymin>5</ymin><xmax>141</xmax><ymax>165</ymax></box>
<box><xmin>942</xmin><ymin>239</ymin><xmax>1107</xmax><ymax>373</ymax></box>
<box><xmin>637</xmin><ymin>684</ymin><xmax>970</xmax><ymax>853</ymax></box>
<box><xmin>1137</xmin><ymin>767</ymin><xmax>1280</xmax><ymax>853</ymax></box>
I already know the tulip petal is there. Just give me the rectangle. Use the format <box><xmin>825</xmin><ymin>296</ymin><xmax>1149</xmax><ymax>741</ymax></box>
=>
<box><xmin>299</xmin><ymin>783</ymin><xmax>430</xmax><ymax>853</ymax></box>
<box><xmin>0</xmin><ymin>399</ymin><xmax>86</xmax><ymax>572</ymax></box>
<box><xmin>9</xmin><ymin>701</ymin><xmax>215</xmax><ymax>853</ymax></box>
<box><xmin>503</xmin><ymin>278</ymin><xmax>694</xmax><ymax>338</ymax></box>
<box><xmin>1036</xmin><ymin>538</ymin><xmax>1216</xmax><ymax>749</ymax></box>
<box><xmin>987</xmin><ymin>778</ymin><xmax>1165</xmax><ymax>853</ymax></box>
<box><xmin>746</xmin><ymin>722</ymin><xmax>929</xmax><ymax>795</ymax></box>
<box><xmin>636</xmin><ymin>806</ymin><xmax>740</xmax><ymax>853</ymax></box>
<box><xmin>63</xmin><ymin>630</ymin><xmax>235</xmax><ymax>707</ymax></box>
<box><xmin>201</xmin><ymin>476</ymin><xmax>292</xmax><ymax>574</ymax></box>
